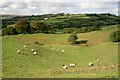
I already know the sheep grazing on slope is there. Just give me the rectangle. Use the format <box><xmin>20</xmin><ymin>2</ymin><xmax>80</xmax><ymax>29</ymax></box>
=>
<box><xmin>23</xmin><ymin>45</ymin><xmax>26</xmax><ymax>48</ymax></box>
<box><xmin>62</xmin><ymin>65</ymin><xmax>68</xmax><ymax>69</ymax></box>
<box><xmin>61</xmin><ymin>50</ymin><xmax>64</xmax><ymax>53</ymax></box>
<box><xmin>31</xmin><ymin>49</ymin><xmax>35</xmax><ymax>52</ymax></box>
<box><xmin>88</xmin><ymin>63</ymin><xmax>94</xmax><ymax>66</ymax></box>
<box><xmin>97</xmin><ymin>59</ymin><xmax>100</xmax><ymax>62</ymax></box>
<box><xmin>17</xmin><ymin>50</ymin><xmax>20</xmax><ymax>53</ymax></box>
<box><xmin>69</xmin><ymin>63</ymin><xmax>76</xmax><ymax>67</ymax></box>
<box><xmin>33</xmin><ymin>51</ymin><xmax>37</xmax><ymax>55</ymax></box>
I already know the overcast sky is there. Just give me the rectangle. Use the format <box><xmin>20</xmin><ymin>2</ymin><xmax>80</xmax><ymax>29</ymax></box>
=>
<box><xmin>0</xmin><ymin>0</ymin><xmax>119</xmax><ymax>15</ymax></box>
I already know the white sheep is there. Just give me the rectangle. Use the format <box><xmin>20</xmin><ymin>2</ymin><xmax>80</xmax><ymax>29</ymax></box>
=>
<box><xmin>62</xmin><ymin>65</ymin><xmax>68</xmax><ymax>69</ymax></box>
<box><xmin>97</xmin><ymin>59</ymin><xmax>100</xmax><ymax>62</ymax></box>
<box><xmin>88</xmin><ymin>63</ymin><xmax>94</xmax><ymax>66</ymax></box>
<box><xmin>69</xmin><ymin>63</ymin><xmax>76</xmax><ymax>67</ymax></box>
<box><xmin>23</xmin><ymin>45</ymin><xmax>26</xmax><ymax>48</ymax></box>
<box><xmin>61</xmin><ymin>50</ymin><xmax>64</xmax><ymax>53</ymax></box>
<box><xmin>97</xmin><ymin>59</ymin><xmax>100</xmax><ymax>66</ymax></box>
<box><xmin>31</xmin><ymin>49</ymin><xmax>35</xmax><ymax>52</ymax></box>
<box><xmin>17</xmin><ymin>50</ymin><xmax>20</xmax><ymax>53</ymax></box>
<box><xmin>33</xmin><ymin>51</ymin><xmax>37</xmax><ymax>55</ymax></box>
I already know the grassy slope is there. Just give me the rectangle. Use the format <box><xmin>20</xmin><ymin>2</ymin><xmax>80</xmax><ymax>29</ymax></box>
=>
<box><xmin>2</xmin><ymin>25</ymin><xmax>118</xmax><ymax>78</ymax></box>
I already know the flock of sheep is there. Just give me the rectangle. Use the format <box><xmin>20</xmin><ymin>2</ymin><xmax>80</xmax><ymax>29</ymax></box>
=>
<box><xmin>49</xmin><ymin>44</ymin><xmax>65</xmax><ymax>53</ymax></box>
<box><xmin>62</xmin><ymin>63</ymin><xmax>76</xmax><ymax>69</ymax></box>
<box><xmin>17</xmin><ymin>42</ymin><xmax>100</xmax><ymax>70</ymax></box>
<box><xmin>49</xmin><ymin>45</ymin><xmax>101</xmax><ymax>69</ymax></box>
<box><xmin>62</xmin><ymin>59</ymin><xmax>100</xmax><ymax>69</ymax></box>
<box><xmin>17</xmin><ymin>43</ymin><xmax>65</xmax><ymax>56</ymax></box>
<box><xmin>17</xmin><ymin>48</ymin><xmax>37</xmax><ymax>55</ymax></box>
<box><xmin>17</xmin><ymin>42</ymin><xmax>37</xmax><ymax>55</ymax></box>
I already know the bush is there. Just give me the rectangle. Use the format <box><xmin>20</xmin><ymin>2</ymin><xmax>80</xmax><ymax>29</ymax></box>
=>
<box><xmin>15</xmin><ymin>18</ymin><xmax>30</xmax><ymax>34</ymax></box>
<box><xmin>64</xmin><ymin>28</ymin><xmax>74</xmax><ymax>33</ymax></box>
<box><xmin>2</xmin><ymin>25</ymin><xmax>17</xmax><ymax>36</ymax></box>
<box><xmin>2</xmin><ymin>28</ymin><xmax>8</xmax><ymax>36</ymax></box>
<box><xmin>78</xmin><ymin>27</ymin><xmax>87</xmax><ymax>33</ymax></box>
<box><xmin>68</xmin><ymin>34</ymin><xmax>78</xmax><ymax>45</ymax></box>
<box><xmin>109</xmin><ymin>30</ymin><xmax>120</xmax><ymax>42</ymax></box>
<box><xmin>70</xmin><ymin>40</ymin><xmax>77</xmax><ymax>45</ymax></box>
<box><xmin>7</xmin><ymin>26</ymin><xmax>16</xmax><ymax>35</ymax></box>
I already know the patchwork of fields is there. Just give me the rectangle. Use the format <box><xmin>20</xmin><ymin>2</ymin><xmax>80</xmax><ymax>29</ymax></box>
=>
<box><xmin>2</xmin><ymin>25</ymin><xmax>118</xmax><ymax>78</ymax></box>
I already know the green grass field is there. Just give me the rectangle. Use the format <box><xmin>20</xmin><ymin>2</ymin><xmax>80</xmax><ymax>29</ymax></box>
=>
<box><xmin>2</xmin><ymin>25</ymin><xmax>118</xmax><ymax>78</ymax></box>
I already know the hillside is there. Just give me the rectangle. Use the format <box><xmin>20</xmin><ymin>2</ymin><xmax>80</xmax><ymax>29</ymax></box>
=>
<box><xmin>2</xmin><ymin>25</ymin><xmax>118</xmax><ymax>78</ymax></box>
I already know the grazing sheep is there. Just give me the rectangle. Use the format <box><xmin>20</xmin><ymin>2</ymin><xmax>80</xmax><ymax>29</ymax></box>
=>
<box><xmin>97</xmin><ymin>59</ymin><xmax>100</xmax><ymax>62</ymax></box>
<box><xmin>69</xmin><ymin>63</ymin><xmax>76</xmax><ymax>67</ymax></box>
<box><xmin>33</xmin><ymin>51</ymin><xmax>37</xmax><ymax>55</ymax></box>
<box><xmin>31</xmin><ymin>49</ymin><xmax>35</xmax><ymax>52</ymax></box>
<box><xmin>23</xmin><ymin>45</ymin><xmax>26</xmax><ymax>48</ymax></box>
<box><xmin>97</xmin><ymin>59</ymin><xmax>100</xmax><ymax>67</ymax></box>
<box><xmin>88</xmin><ymin>63</ymin><xmax>94</xmax><ymax>66</ymax></box>
<box><xmin>61</xmin><ymin>50</ymin><xmax>64</xmax><ymax>53</ymax></box>
<box><xmin>17</xmin><ymin>50</ymin><xmax>20</xmax><ymax>53</ymax></box>
<box><xmin>62</xmin><ymin>65</ymin><xmax>68</xmax><ymax>69</ymax></box>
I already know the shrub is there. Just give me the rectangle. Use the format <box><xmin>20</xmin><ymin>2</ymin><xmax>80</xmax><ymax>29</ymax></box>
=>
<box><xmin>2</xmin><ymin>28</ymin><xmax>8</xmax><ymax>36</ymax></box>
<box><xmin>68</xmin><ymin>34</ymin><xmax>78</xmax><ymax>45</ymax></box>
<box><xmin>109</xmin><ymin>30</ymin><xmax>120</xmax><ymax>42</ymax></box>
<box><xmin>78</xmin><ymin>27</ymin><xmax>87</xmax><ymax>33</ymax></box>
<box><xmin>64</xmin><ymin>28</ymin><xmax>74</xmax><ymax>33</ymax></box>
<box><xmin>15</xmin><ymin>18</ymin><xmax>30</xmax><ymax>34</ymax></box>
<box><xmin>7</xmin><ymin>26</ymin><xmax>16</xmax><ymax>35</ymax></box>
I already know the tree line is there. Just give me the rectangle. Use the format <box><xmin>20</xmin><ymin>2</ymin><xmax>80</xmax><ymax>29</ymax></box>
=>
<box><xmin>2</xmin><ymin>18</ymin><xmax>58</xmax><ymax>36</ymax></box>
<box><xmin>2</xmin><ymin>13</ymin><xmax>120</xmax><ymax>36</ymax></box>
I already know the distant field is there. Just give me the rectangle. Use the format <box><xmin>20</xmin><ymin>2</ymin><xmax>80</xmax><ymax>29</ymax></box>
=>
<box><xmin>2</xmin><ymin>25</ymin><xmax>118</xmax><ymax>78</ymax></box>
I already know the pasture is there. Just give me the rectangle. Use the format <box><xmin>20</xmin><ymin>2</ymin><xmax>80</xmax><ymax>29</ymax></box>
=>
<box><xmin>2</xmin><ymin>25</ymin><xmax>118</xmax><ymax>78</ymax></box>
